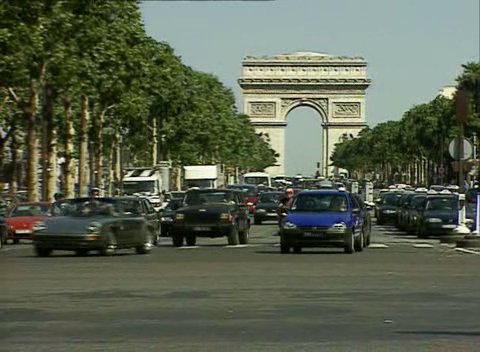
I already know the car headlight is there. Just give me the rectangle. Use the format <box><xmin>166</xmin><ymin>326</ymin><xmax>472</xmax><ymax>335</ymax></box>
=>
<box><xmin>283</xmin><ymin>221</ymin><xmax>297</xmax><ymax>229</ymax></box>
<box><xmin>175</xmin><ymin>213</ymin><xmax>185</xmax><ymax>221</ymax></box>
<box><xmin>327</xmin><ymin>222</ymin><xmax>347</xmax><ymax>233</ymax></box>
<box><xmin>33</xmin><ymin>221</ymin><xmax>47</xmax><ymax>232</ymax></box>
<box><xmin>85</xmin><ymin>222</ymin><xmax>101</xmax><ymax>233</ymax></box>
<box><xmin>425</xmin><ymin>218</ymin><xmax>442</xmax><ymax>223</ymax></box>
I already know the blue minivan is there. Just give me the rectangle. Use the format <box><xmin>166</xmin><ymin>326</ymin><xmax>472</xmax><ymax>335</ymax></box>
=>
<box><xmin>279</xmin><ymin>190</ymin><xmax>371</xmax><ymax>254</ymax></box>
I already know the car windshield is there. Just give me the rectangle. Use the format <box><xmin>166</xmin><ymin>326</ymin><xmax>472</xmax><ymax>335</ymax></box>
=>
<box><xmin>411</xmin><ymin>196</ymin><xmax>426</xmax><ymax>207</ymax></box>
<box><xmin>291</xmin><ymin>194</ymin><xmax>348</xmax><ymax>212</ymax></box>
<box><xmin>10</xmin><ymin>204</ymin><xmax>50</xmax><ymax>217</ymax></box>
<box><xmin>227</xmin><ymin>185</ymin><xmax>257</xmax><ymax>197</ymax></box>
<box><xmin>243</xmin><ymin>177</ymin><xmax>269</xmax><ymax>186</ymax></box>
<box><xmin>426</xmin><ymin>197</ymin><xmax>457</xmax><ymax>211</ymax></box>
<box><xmin>381</xmin><ymin>194</ymin><xmax>402</xmax><ymax>206</ymax></box>
<box><xmin>61</xmin><ymin>198</ymin><xmax>140</xmax><ymax>217</ymax></box>
<box><xmin>258</xmin><ymin>193</ymin><xmax>282</xmax><ymax>203</ymax></box>
<box><xmin>166</xmin><ymin>199</ymin><xmax>183</xmax><ymax>210</ymax></box>
<box><xmin>184</xmin><ymin>191</ymin><xmax>234</xmax><ymax>206</ymax></box>
<box><xmin>123</xmin><ymin>181</ymin><xmax>155</xmax><ymax>194</ymax></box>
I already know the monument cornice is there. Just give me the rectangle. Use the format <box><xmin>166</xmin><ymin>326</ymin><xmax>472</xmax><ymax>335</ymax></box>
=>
<box><xmin>250</xmin><ymin>121</ymin><xmax>288</xmax><ymax>127</ymax></box>
<box><xmin>324</xmin><ymin>122</ymin><xmax>368</xmax><ymax>128</ymax></box>
<box><xmin>239</xmin><ymin>78</ymin><xmax>371</xmax><ymax>86</ymax></box>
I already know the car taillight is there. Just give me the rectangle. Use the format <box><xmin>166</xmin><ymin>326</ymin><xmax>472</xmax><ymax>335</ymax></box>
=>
<box><xmin>220</xmin><ymin>213</ymin><xmax>233</xmax><ymax>223</ymax></box>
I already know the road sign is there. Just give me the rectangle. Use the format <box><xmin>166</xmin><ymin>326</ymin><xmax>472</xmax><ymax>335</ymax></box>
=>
<box><xmin>448</xmin><ymin>137</ymin><xmax>473</xmax><ymax>160</ymax></box>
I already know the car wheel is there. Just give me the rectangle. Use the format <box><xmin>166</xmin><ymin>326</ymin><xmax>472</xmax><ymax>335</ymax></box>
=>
<box><xmin>293</xmin><ymin>246</ymin><xmax>302</xmax><ymax>254</ymax></box>
<box><xmin>239</xmin><ymin>226</ymin><xmax>249</xmax><ymax>245</ymax></box>
<box><xmin>227</xmin><ymin>225</ymin><xmax>239</xmax><ymax>246</ymax></box>
<box><xmin>254</xmin><ymin>218</ymin><xmax>261</xmax><ymax>225</ymax></box>
<box><xmin>280</xmin><ymin>233</ymin><xmax>290</xmax><ymax>253</ymax></box>
<box><xmin>136</xmin><ymin>232</ymin><xmax>153</xmax><ymax>254</ymax></box>
<box><xmin>13</xmin><ymin>238</ymin><xmax>19</xmax><ymax>244</ymax></box>
<box><xmin>35</xmin><ymin>247</ymin><xmax>52</xmax><ymax>257</ymax></box>
<box><xmin>354</xmin><ymin>229</ymin><xmax>364</xmax><ymax>252</ymax></box>
<box><xmin>100</xmin><ymin>232</ymin><xmax>117</xmax><ymax>256</ymax></box>
<box><xmin>75</xmin><ymin>249</ymin><xmax>89</xmax><ymax>256</ymax></box>
<box><xmin>280</xmin><ymin>243</ymin><xmax>290</xmax><ymax>254</ymax></box>
<box><xmin>172</xmin><ymin>233</ymin><xmax>184</xmax><ymax>247</ymax></box>
<box><xmin>344</xmin><ymin>231</ymin><xmax>355</xmax><ymax>254</ymax></box>
<box><xmin>185</xmin><ymin>234</ymin><xmax>196</xmax><ymax>246</ymax></box>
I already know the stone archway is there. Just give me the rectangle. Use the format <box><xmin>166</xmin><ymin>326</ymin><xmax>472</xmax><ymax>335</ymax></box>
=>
<box><xmin>238</xmin><ymin>52</ymin><xmax>371</xmax><ymax>176</ymax></box>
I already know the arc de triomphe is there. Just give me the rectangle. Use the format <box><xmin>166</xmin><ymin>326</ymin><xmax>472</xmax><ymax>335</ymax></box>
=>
<box><xmin>238</xmin><ymin>52</ymin><xmax>371</xmax><ymax>177</ymax></box>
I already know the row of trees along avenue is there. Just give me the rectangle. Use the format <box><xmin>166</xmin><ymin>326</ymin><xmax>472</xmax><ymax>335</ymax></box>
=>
<box><xmin>331</xmin><ymin>63</ymin><xmax>480</xmax><ymax>186</ymax></box>
<box><xmin>0</xmin><ymin>0</ymin><xmax>278</xmax><ymax>201</ymax></box>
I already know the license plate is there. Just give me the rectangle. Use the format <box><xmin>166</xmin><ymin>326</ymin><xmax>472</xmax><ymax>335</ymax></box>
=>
<box><xmin>16</xmin><ymin>229</ymin><xmax>32</xmax><ymax>234</ymax></box>
<box><xmin>193</xmin><ymin>227</ymin><xmax>211</xmax><ymax>232</ymax></box>
<box><xmin>267</xmin><ymin>212</ymin><xmax>277</xmax><ymax>216</ymax></box>
<box><xmin>303</xmin><ymin>232</ymin><xmax>325</xmax><ymax>237</ymax></box>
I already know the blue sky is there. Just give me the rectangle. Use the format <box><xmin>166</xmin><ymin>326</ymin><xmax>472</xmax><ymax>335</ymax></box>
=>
<box><xmin>140</xmin><ymin>0</ymin><xmax>479</xmax><ymax>175</ymax></box>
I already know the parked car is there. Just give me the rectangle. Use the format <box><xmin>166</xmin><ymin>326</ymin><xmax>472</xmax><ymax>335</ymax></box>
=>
<box><xmin>33</xmin><ymin>197</ymin><xmax>153</xmax><ymax>257</ymax></box>
<box><xmin>279</xmin><ymin>190</ymin><xmax>371</xmax><ymax>254</ymax></box>
<box><xmin>6</xmin><ymin>202</ymin><xmax>51</xmax><ymax>244</ymax></box>
<box><xmin>171</xmin><ymin>189</ymin><xmax>250</xmax><ymax>247</ymax></box>
<box><xmin>415</xmin><ymin>194</ymin><xmax>458</xmax><ymax>237</ymax></box>
<box><xmin>253</xmin><ymin>191</ymin><xmax>283</xmax><ymax>225</ymax></box>
<box><xmin>376</xmin><ymin>192</ymin><xmax>403</xmax><ymax>225</ymax></box>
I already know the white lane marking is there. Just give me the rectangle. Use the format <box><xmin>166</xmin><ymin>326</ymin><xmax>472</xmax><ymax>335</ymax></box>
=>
<box><xmin>272</xmin><ymin>243</ymin><xmax>280</xmax><ymax>247</ymax></box>
<box><xmin>455</xmin><ymin>248</ymin><xmax>480</xmax><ymax>256</ymax></box>
<box><xmin>224</xmin><ymin>244</ymin><xmax>249</xmax><ymax>248</ymax></box>
<box><xmin>413</xmin><ymin>244</ymin><xmax>434</xmax><ymax>248</ymax></box>
<box><xmin>178</xmin><ymin>246</ymin><xmax>199</xmax><ymax>249</ymax></box>
<box><xmin>369</xmin><ymin>243</ymin><xmax>389</xmax><ymax>248</ymax></box>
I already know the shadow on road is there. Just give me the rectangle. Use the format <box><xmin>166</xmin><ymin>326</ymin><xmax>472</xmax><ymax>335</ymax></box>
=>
<box><xmin>255</xmin><ymin>249</ymin><xmax>345</xmax><ymax>255</ymax></box>
<box><xmin>396</xmin><ymin>330</ymin><xmax>480</xmax><ymax>337</ymax></box>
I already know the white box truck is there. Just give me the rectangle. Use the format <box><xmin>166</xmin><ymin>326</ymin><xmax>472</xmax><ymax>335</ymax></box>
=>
<box><xmin>183</xmin><ymin>165</ymin><xmax>224</xmax><ymax>189</ymax></box>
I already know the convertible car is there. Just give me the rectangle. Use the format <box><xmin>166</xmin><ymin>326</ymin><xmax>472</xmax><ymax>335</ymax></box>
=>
<box><xmin>33</xmin><ymin>197</ymin><xmax>153</xmax><ymax>257</ymax></box>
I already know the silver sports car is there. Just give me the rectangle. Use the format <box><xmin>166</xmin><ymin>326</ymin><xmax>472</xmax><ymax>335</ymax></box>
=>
<box><xmin>33</xmin><ymin>197</ymin><xmax>153</xmax><ymax>257</ymax></box>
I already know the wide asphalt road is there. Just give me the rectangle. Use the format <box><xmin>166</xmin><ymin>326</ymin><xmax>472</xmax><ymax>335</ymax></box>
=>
<box><xmin>1</xmin><ymin>222</ymin><xmax>479</xmax><ymax>351</ymax></box>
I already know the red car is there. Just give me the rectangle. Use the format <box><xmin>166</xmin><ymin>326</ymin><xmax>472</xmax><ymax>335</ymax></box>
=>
<box><xmin>226</xmin><ymin>184</ymin><xmax>258</xmax><ymax>214</ymax></box>
<box><xmin>6</xmin><ymin>202</ymin><xmax>51</xmax><ymax>244</ymax></box>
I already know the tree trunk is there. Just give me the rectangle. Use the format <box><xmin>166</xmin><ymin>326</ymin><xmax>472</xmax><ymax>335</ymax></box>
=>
<box><xmin>25</xmin><ymin>84</ymin><xmax>39</xmax><ymax>202</ymax></box>
<box><xmin>63</xmin><ymin>99</ymin><xmax>75</xmax><ymax>198</ymax></box>
<box><xmin>112</xmin><ymin>131</ymin><xmax>121</xmax><ymax>195</ymax></box>
<box><xmin>152</xmin><ymin>116</ymin><xmax>157</xmax><ymax>166</ymax></box>
<box><xmin>78</xmin><ymin>95</ymin><xmax>89</xmax><ymax>197</ymax></box>
<box><xmin>9</xmin><ymin>124</ymin><xmax>18</xmax><ymax>194</ymax></box>
<box><xmin>93</xmin><ymin>109</ymin><xmax>106</xmax><ymax>189</ymax></box>
<box><xmin>43</xmin><ymin>84</ymin><xmax>57</xmax><ymax>202</ymax></box>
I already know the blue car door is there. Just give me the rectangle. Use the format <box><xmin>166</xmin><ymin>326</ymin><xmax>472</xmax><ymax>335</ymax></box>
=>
<box><xmin>350</xmin><ymin>196</ymin><xmax>363</xmax><ymax>235</ymax></box>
